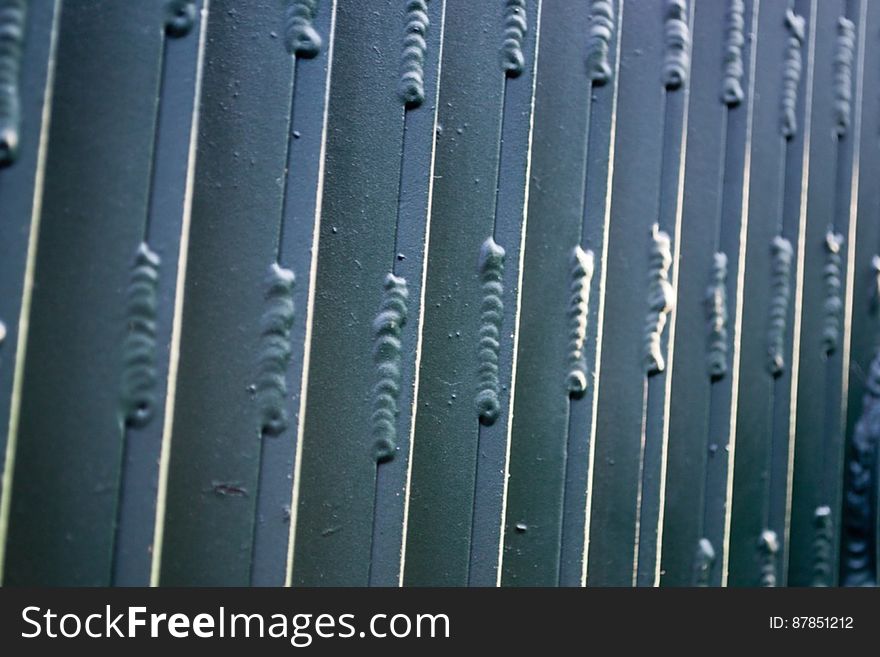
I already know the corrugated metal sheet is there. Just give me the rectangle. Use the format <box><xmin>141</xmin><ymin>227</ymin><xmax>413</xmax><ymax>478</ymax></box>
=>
<box><xmin>0</xmin><ymin>0</ymin><xmax>877</xmax><ymax>587</ymax></box>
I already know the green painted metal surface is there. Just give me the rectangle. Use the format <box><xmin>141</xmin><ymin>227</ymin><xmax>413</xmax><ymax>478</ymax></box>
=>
<box><xmin>0</xmin><ymin>0</ymin><xmax>878</xmax><ymax>587</ymax></box>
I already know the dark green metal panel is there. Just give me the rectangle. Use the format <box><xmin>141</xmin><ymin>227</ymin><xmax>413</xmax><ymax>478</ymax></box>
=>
<box><xmin>0</xmin><ymin>0</ymin><xmax>57</xmax><ymax>521</ymax></box>
<box><xmin>249</xmin><ymin>0</ymin><xmax>334</xmax><ymax>588</ymax></box>
<box><xmin>403</xmin><ymin>0</ymin><xmax>538</xmax><ymax>586</ymax></box>
<box><xmin>158</xmin><ymin>0</ymin><xmax>310</xmax><ymax>586</ymax></box>
<box><xmin>585</xmin><ymin>0</ymin><xmax>692</xmax><ymax>586</ymax></box>
<box><xmin>467</xmin><ymin>0</ymin><xmax>538</xmax><ymax>588</ymax></box>
<box><xmin>111</xmin><ymin>0</ymin><xmax>205</xmax><ymax>588</ymax></box>
<box><xmin>788</xmin><ymin>0</ymin><xmax>859</xmax><ymax>588</ymax></box>
<box><xmin>660</xmin><ymin>0</ymin><xmax>757</xmax><ymax>587</ymax></box>
<box><xmin>3</xmin><ymin>0</ymin><xmax>164</xmax><ymax>585</ymax></box>
<box><xmin>728</xmin><ymin>0</ymin><xmax>816</xmax><ymax>588</ymax></box>
<box><xmin>0</xmin><ymin>0</ymin><xmax>879</xmax><ymax>588</ymax></box>
<box><xmin>365</xmin><ymin>0</ymin><xmax>444</xmax><ymax>588</ymax></box>
<box><xmin>290</xmin><ymin>0</ymin><xmax>442</xmax><ymax>586</ymax></box>
<box><xmin>554</xmin><ymin>0</ymin><xmax>619</xmax><ymax>587</ymax></box>
<box><xmin>501</xmin><ymin>0</ymin><xmax>619</xmax><ymax>587</ymax></box>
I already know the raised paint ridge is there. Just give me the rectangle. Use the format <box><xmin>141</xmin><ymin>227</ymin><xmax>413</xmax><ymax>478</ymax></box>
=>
<box><xmin>285</xmin><ymin>0</ymin><xmax>322</xmax><ymax>58</ymax></box>
<box><xmin>759</xmin><ymin>529</ymin><xmax>780</xmax><ymax>587</ymax></box>
<box><xmin>164</xmin><ymin>0</ymin><xmax>196</xmax><ymax>37</ymax></box>
<box><xmin>706</xmin><ymin>252</ymin><xmax>728</xmax><ymax>379</ymax></box>
<box><xmin>841</xmin><ymin>353</ymin><xmax>880</xmax><ymax>586</ymax></box>
<box><xmin>586</xmin><ymin>0</ymin><xmax>615</xmax><ymax>84</ymax></box>
<box><xmin>0</xmin><ymin>0</ymin><xmax>26</xmax><ymax>166</ymax></box>
<box><xmin>399</xmin><ymin>0</ymin><xmax>430</xmax><ymax>108</ymax></box>
<box><xmin>823</xmin><ymin>232</ymin><xmax>844</xmax><ymax>355</ymax></box>
<box><xmin>663</xmin><ymin>0</ymin><xmax>690</xmax><ymax>89</ymax></box>
<box><xmin>476</xmin><ymin>237</ymin><xmax>505</xmax><ymax>424</ymax></box>
<box><xmin>693</xmin><ymin>538</ymin><xmax>715</xmax><ymax>586</ymax></box>
<box><xmin>645</xmin><ymin>224</ymin><xmax>675</xmax><ymax>374</ymax></box>
<box><xmin>811</xmin><ymin>505</ymin><xmax>832</xmax><ymax>587</ymax></box>
<box><xmin>372</xmin><ymin>273</ymin><xmax>409</xmax><ymax>463</ymax></box>
<box><xmin>721</xmin><ymin>0</ymin><xmax>745</xmax><ymax>105</ymax></box>
<box><xmin>833</xmin><ymin>16</ymin><xmax>855</xmax><ymax>137</ymax></box>
<box><xmin>567</xmin><ymin>246</ymin><xmax>595</xmax><ymax>395</ymax></box>
<box><xmin>500</xmin><ymin>0</ymin><xmax>527</xmax><ymax>77</ymax></box>
<box><xmin>780</xmin><ymin>8</ymin><xmax>805</xmax><ymax>139</ymax></box>
<box><xmin>257</xmin><ymin>263</ymin><xmax>296</xmax><ymax>437</ymax></box>
<box><xmin>121</xmin><ymin>244</ymin><xmax>161</xmax><ymax>428</ymax></box>
<box><xmin>767</xmin><ymin>236</ymin><xmax>793</xmax><ymax>377</ymax></box>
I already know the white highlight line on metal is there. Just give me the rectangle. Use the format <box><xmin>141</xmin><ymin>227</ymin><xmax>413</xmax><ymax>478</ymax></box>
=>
<box><xmin>836</xmin><ymin>1</ymin><xmax>867</xmax><ymax>571</ymax></box>
<box><xmin>721</xmin><ymin>0</ymin><xmax>761</xmax><ymax>587</ymax></box>
<box><xmin>150</xmin><ymin>0</ymin><xmax>211</xmax><ymax>587</ymax></box>
<box><xmin>782</xmin><ymin>0</ymin><xmax>817</xmax><ymax>583</ymax></box>
<box><xmin>398</xmin><ymin>0</ymin><xmax>447</xmax><ymax>588</ymax></box>
<box><xmin>285</xmin><ymin>0</ymin><xmax>338</xmax><ymax>588</ymax></box>
<box><xmin>581</xmin><ymin>0</ymin><xmax>624</xmax><ymax>588</ymax></box>
<box><xmin>0</xmin><ymin>0</ymin><xmax>62</xmax><ymax>583</ymax></box>
<box><xmin>496</xmin><ymin>0</ymin><xmax>542</xmax><ymax>587</ymax></box>
<box><xmin>653</xmin><ymin>0</ymin><xmax>695</xmax><ymax>587</ymax></box>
